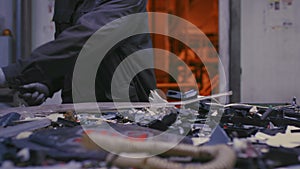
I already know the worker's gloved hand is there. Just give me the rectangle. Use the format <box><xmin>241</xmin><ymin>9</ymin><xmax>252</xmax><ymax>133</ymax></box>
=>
<box><xmin>19</xmin><ymin>83</ymin><xmax>50</xmax><ymax>106</ymax></box>
<box><xmin>0</xmin><ymin>68</ymin><xmax>7</xmax><ymax>88</ymax></box>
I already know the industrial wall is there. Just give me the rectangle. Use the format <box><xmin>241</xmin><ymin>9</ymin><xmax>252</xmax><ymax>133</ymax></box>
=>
<box><xmin>0</xmin><ymin>0</ymin><xmax>14</xmax><ymax>31</ymax></box>
<box><xmin>0</xmin><ymin>0</ymin><xmax>13</xmax><ymax>67</ymax></box>
<box><xmin>32</xmin><ymin>0</ymin><xmax>55</xmax><ymax>50</ymax></box>
<box><xmin>241</xmin><ymin>0</ymin><xmax>300</xmax><ymax>103</ymax></box>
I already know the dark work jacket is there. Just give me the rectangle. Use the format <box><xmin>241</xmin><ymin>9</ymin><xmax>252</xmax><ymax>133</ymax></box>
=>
<box><xmin>3</xmin><ymin>0</ymin><xmax>156</xmax><ymax>103</ymax></box>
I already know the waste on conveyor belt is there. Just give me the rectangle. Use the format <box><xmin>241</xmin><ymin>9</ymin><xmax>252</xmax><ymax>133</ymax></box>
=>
<box><xmin>0</xmin><ymin>90</ymin><xmax>299</xmax><ymax>168</ymax></box>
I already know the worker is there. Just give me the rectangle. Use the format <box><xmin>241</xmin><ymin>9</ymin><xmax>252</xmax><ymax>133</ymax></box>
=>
<box><xmin>0</xmin><ymin>0</ymin><xmax>156</xmax><ymax>106</ymax></box>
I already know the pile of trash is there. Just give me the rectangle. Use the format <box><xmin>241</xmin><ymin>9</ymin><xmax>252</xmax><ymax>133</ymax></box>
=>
<box><xmin>0</xmin><ymin>90</ymin><xmax>299</xmax><ymax>168</ymax></box>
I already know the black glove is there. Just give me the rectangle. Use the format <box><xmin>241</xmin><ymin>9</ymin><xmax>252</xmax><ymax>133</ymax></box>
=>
<box><xmin>19</xmin><ymin>83</ymin><xmax>50</xmax><ymax>106</ymax></box>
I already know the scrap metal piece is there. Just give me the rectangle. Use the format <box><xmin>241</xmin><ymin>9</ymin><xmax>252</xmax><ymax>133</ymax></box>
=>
<box><xmin>0</xmin><ymin>112</ymin><xmax>21</xmax><ymax>127</ymax></box>
<box><xmin>0</xmin><ymin>119</ymin><xmax>51</xmax><ymax>138</ymax></box>
<box><xmin>0</xmin><ymin>92</ymin><xmax>232</xmax><ymax>117</ymax></box>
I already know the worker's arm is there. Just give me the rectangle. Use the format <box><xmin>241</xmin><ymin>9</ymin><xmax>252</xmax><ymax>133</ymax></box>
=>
<box><xmin>2</xmin><ymin>0</ymin><xmax>156</xmax><ymax>103</ymax></box>
<box><xmin>1</xmin><ymin>68</ymin><xmax>49</xmax><ymax>106</ymax></box>
<box><xmin>2</xmin><ymin>0</ymin><xmax>148</xmax><ymax>92</ymax></box>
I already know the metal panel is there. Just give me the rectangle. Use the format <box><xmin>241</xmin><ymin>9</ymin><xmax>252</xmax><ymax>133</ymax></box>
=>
<box><xmin>229</xmin><ymin>0</ymin><xmax>241</xmax><ymax>102</ymax></box>
<box><xmin>0</xmin><ymin>36</ymin><xmax>12</xmax><ymax>67</ymax></box>
<box><xmin>219</xmin><ymin>0</ymin><xmax>230</xmax><ymax>103</ymax></box>
<box><xmin>241</xmin><ymin>0</ymin><xmax>300</xmax><ymax>103</ymax></box>
<box><xmin>16</xmin><ymin>0</ymin><xmax>32</xmax><ymax>59</ymax></box>
<box><xmin>31</xmin><ymin>0</ymin><xmax>55</xmax><ymax>50</ymax></box>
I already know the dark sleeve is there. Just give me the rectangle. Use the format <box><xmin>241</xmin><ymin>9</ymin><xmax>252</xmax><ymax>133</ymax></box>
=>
<box><xmin>2</xmin><ymin>0</ymin><xmax>148</xmax><ymax>93</ymax></box>
<box><xmin>2</xmin><ymin>0</ymin><xmax>80</xmax><ymax>93</ymax></box>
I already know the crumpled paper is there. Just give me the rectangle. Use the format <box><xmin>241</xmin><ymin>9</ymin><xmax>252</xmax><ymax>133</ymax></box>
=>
<box><xmin>254</xmin><ymin>126</ymin><xmax>300</xmax><ymax>148</ymax></box>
